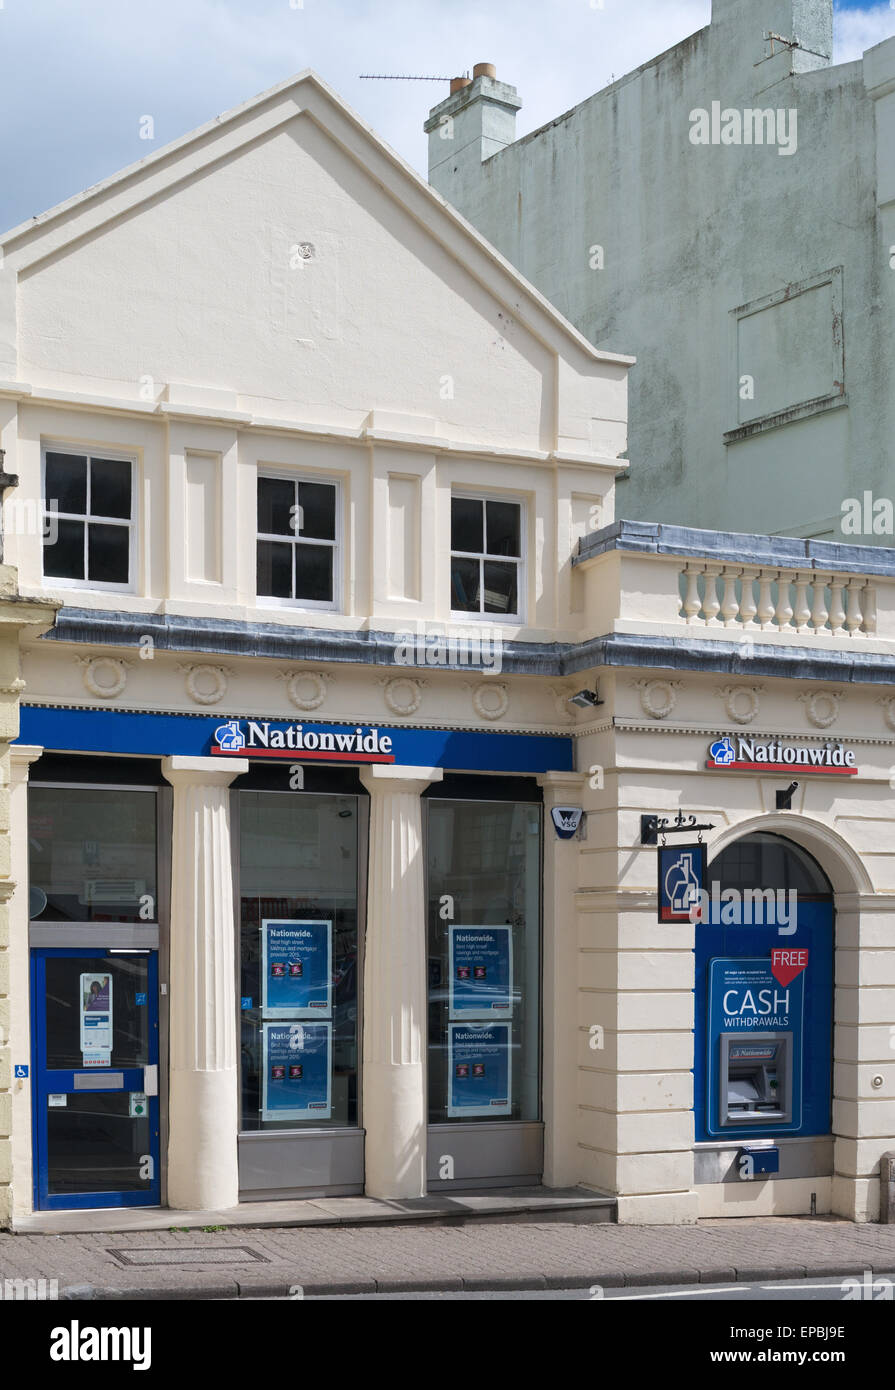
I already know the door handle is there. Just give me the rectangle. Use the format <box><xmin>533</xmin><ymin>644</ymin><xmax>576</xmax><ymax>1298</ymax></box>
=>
<box><xmin>143</xmin><ymin>1064</ymin><xmax>158</xmax><ymax>1096</ymax></box>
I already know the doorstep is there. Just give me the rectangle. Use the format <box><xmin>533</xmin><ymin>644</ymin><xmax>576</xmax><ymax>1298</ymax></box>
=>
<box><xmin>12</xmin><ymin>1186</ymin><xmax>616</xmax><ymax>1235</ymax></box>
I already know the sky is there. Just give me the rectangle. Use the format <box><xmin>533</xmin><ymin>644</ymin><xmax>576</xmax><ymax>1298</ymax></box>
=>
<box><xmin>1</xmin><ymin>0</ymin><xmax>894</xmax><ymax>233</ymax></box>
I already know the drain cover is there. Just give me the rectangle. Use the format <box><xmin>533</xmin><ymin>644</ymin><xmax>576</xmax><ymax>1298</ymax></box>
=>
<box><xmin>108</xmin><ymin>1246</ymin><xmax>270</xmax><ymax>1267</ymax></box>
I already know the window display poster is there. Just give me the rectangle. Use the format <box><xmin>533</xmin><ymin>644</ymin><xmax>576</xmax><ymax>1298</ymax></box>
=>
<box><xmin>448</xmin><ymin>926</ymin><xmax>513</xmax><ymax>1018</ymax></box>
<box><xmin>447</xmin><ymin>1023</ymin><xmax>511</xmax><ymax>1117</ymax></box>
<box><xmin>261</xmin><ymin>1021</ymin><xmax>332</xmax><ymax>1120</ymax></box>
<box><xmin>261</xmin><ymin>919</ymin><xmax>332</xmax><ymax>1019</ymax></box>
<box><xmin>79</xmin><ymin>973</ymin><xmax>113</xmax><ymax>1067</ymax></box>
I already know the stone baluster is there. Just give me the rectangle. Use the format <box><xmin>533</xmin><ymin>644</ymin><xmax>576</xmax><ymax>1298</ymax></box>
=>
<box><xmin>810</xmin><ymin>574</ymin><xmax>830</xmax><ymax>634</ymax></box>
<box><xmin>682</xmin><ymin>567</ymin><xmax>702</xmax><ymax>624</ymax></box>
<box><xmin>739</xmin><ymin>567</ymin><xmax>759</xmax><ymax>628</ymax></box>
<box><xmin>720</xmin><ymin>568</ymin><xmax>741</xmax><ymax>627</ymax></box>
<box><xmin>774</xmin><ymin>572</ymin><xmax>794</xmax><ymax>631</ymax></box>
<box><xmin>829</xmin><ymin>577</ymin><xmax>847</xmax><ymax>635</ymax></box>
<box><xmin>793</xmin><ymin>573</ymin><xmax>812</xmax><ymax>633</ymax></box>
<box><xmin>845</xmin><ymin>578</ymin><xmax>864</xmax><ymax>635</ymax></box>
<box><xmin>757</xmin><ymin>571</ymin><xmax>776</xmax><ymax>630</ymax></box>
<box><xmin>702</xmin><ymin>565</ymin><xmax>722</xmax><ymax>626</ymax></box>
<box><xmin>862</xmin><ymin>584</ymin><xmax>877</xmax><ymax>636</ymax></box>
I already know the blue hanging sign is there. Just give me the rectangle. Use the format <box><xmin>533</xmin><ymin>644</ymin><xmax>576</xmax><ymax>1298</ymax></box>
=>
<box><xmin>657</xmin><ymin>843</ymin><xmax>707</xmax><ymax>923</ymax></box>
<box><xmin>261</xmin><ymin>920</ymin><xmax>332</xmax><ymax>1019</ymax></box>
<box><xmin>447</xmin><ymin>1023</ymin><xmax>512</xmax><ymax>1117</ymax></box>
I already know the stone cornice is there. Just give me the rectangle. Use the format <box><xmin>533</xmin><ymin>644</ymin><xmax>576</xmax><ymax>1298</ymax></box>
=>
<box><xmin>37</xmin><ymin>608</ymin><xmax>895</xmax><ymax>688</ymax></box>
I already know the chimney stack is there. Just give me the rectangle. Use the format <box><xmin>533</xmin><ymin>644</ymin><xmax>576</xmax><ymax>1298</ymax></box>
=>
<box><xmin>425</xmin><ymin>63</ymin><xmax>521</xmax><ymax>202</ymax></box>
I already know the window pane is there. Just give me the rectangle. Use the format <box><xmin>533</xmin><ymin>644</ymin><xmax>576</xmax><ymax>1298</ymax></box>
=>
<box><xmin>45</xmin><ymin>452</ymin><xmax>87</xmax><ymax>516</ymax></box>
<box><xmin>451</xmin><ymin>556</ymin><xmax>480</xmax><ymax>612</ymax></box>
<box><xmin>483</xmin><ymin>560</ymin><xmax>517</xmax><ymax>615</ymax></box>
<box><xmin>239</xmin><ymin>791</ymin><xmax>360</xmax><ymax>1131</ymax></box>
<box><xmin>258</xmin><ymin>477</ymin><xmax>296</xmax><ymax>537</ymax></box>
<box><xmin>257</xmin><ymin>540</ymin><xmax>293</xmax><ymax>598</ymax></box>
<box><xmin>486</xmin><ymin>500</ymin><xmax>521</xmax><ymax>557</ymax></box>
<box><xmin>297</xmin><ymin>482</ymin><xmax>336</xmax><ymax>541</ymax></box>
<box><xmin>44</xmin><ymin>519</ymin><xmax>85</xmax><ymax>579</ymax></box>
<box><xmin>90</xmin><ymin>458</ymin><xmax>132</xmax><ymax>519</ymax></box>
<box><xmin>451</xmin><ymin>497</ymin><xmax>483</xmax><ymax>554</ymax></box>
<box><xmin>295</xmin><ymin>544</ymin><xmax>333</xmax><ymax>603</ymax></box>
<box><xmin>28</xmin><ymin>786</ymin><xmax>158</xmax><ymax>924</ymax></box>
<box><xmin>88</xmin><ymin>523</ymin><xmax>130</xmax><ymax>585</ymax></box>
<box><xmin>426</xmin><ymin>799</ymin><xmax>541</xmax><ymax>1124</ymax></box>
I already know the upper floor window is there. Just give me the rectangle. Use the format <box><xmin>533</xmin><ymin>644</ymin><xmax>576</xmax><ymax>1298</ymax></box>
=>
<box><xmin>42</xmin><ymin>448</ymin><xmax>134</xmax><ymax>591</ymax></box>
<box><xmin>450</xmin><ymin>494</ymin><xmax>522</xmax><ymax>619</ymax></box>
<box><xmin>257</xmin><ymin>474</ymin><xmax>338</xmax><ymax>609</ymax></box>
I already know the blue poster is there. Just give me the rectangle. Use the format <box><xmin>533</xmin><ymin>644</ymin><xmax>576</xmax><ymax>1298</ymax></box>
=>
<box><xmin>449</xmin><ymin>926</ymin><xmax>513</xmax><ymax>1018</ymax></box>
<box><xmin>261</xmin><ymin>1021</ymin><xmax>332</xmax><ymax>1120</ymax></box>
<box><xmin>706</xmin><ymin>957</ymin><xmax>805</xmax><ymax>1137</ymax></box>
<box><xmin>447</xmin><ymin>1023</ymin><xmax>511</xmax><ymax>1117</ymax></box>
<box><xmin>261</xmin><ymin>920</ymin><xmax>331</xmax><ymax>1019</ymax></box>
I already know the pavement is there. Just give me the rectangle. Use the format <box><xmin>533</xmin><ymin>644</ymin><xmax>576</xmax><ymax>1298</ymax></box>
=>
<box><xmin>4</xmin><ymin>1214</ymin><xmax>895</xmax><ymax>1298</ymax></box>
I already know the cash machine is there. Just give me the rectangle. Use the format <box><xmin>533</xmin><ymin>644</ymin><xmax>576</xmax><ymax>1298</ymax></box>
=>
<box><xmin>718</xmin><ymin>1036</ymin><xmax>792</xmax><ymax>1126</ymax></box>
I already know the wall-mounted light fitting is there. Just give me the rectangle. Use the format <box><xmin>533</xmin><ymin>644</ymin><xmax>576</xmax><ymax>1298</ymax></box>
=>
<box><xmin>568</xmin><ymin>689</ymin><xmax>603</xmax><ymax>710</ymax></box>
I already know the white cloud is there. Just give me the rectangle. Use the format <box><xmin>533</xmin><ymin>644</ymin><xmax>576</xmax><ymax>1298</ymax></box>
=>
<box><xmin>833</xmin><ymin>3</ymin><xmax>895</xmax><ymax>61</ymax></box>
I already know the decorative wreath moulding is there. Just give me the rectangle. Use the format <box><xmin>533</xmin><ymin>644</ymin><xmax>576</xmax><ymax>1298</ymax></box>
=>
<box><xmin>182</xmin><ymin>664</ymin><xmax>230</xmax><ymax>706</ymax></box>
<box><xmin>278</xmin><ymin>670</ymin><xmax>333</xmax><ymax>712</ymax></box>
<box><xmin>79</xmin><ymin>656</ymin><xmax>129</xmax><ymax>700</ymax></box>
<box><xmin>635</xmin><ymin>679</ymin><xmax>682</xmax><ymax>721</ymax></box>
<box><xmin>380</xmin><ymin>676</ymin><xmax>425</xmax><ymax>717</ymax></box>
<box><xmin>716</xmin><ymin>685</ymin><xmax>763</xmax><ymax>726</ymax></box>
<box><xmin>799</xmin><ymin>689</ymin><xmax>844</xmax><ymax>730</ymax></box>
<box><xmin>879</xmin><ymin>696</ymin><xmax>895</xmax><ymax>733</ymax></box>
<box><xmin>470</xmin><ymin>681</ymin><xmax>510</xmax><ymax>722</ymax></box>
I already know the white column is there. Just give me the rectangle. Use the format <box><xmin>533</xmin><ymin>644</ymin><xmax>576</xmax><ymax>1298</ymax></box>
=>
<box><xmin>162</xmin><ymin>755</ymin><xmax>248</xmax><ymax>1211</ymax></box>
<box><xmin>359</xmin><ymin>764</ymin><xmax>442</xmax><ymax>1199</ymax></box>
<box><xmin>6</xmin><ymin>746</ymin><xmax>42</xmax><ymax>1225</ymax></box>
<box><xmin>538</xmin><ymin>771</ymin><xmax>586</xmax><ymax>1188</ymax></box>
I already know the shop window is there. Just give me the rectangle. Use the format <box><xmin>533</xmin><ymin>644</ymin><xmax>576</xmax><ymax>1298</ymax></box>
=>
<box><xmin>237</xmin><ymin>791</ymin><xmax>360</xmax><ymax>1131</ymax></box>
<box><xmin>426</xmin><ymin>797</ymin><xmax>541</xmax><ymax>1124</ymax></box>
<box><xmin>42</xmin><ymin>449</ymin><xmax>134</xmax><ymax>590</ymax></box>
<box><xmin>450</xmin><ymin>494</ymin><xmax>523</xmax><ymax>619</ymax></box>
<box><xmin>256</xmin><ymin>474</ymin><xmax>338</xmax><ymax>609</ymax></box>
<box><xmin>28</xmin><ymin>786</ymin><xmax>158</xmax><ymax>924</ymax></box>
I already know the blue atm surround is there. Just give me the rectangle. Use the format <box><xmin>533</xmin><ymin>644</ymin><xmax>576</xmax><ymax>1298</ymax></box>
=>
<box><xmin>694</xmin><ymin>900</ymin><xmax>833</xmax><ymax>1143</ymax></box>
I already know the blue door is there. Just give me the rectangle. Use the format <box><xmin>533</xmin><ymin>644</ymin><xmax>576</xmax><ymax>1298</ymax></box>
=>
<box><xmin>31</xmin><ymin>949</ymin><xmax>161</xmax><ymax>1210</ymax></box>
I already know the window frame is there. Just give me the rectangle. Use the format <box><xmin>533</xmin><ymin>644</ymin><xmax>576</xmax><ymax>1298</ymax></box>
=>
<box><xmin>255</xmin><ymin>468</ymin><xmax>342</xmax><ymax>613</ymax></box>
<box><xmin>40</xmin><ymin>442</ymin><xmax>138</xmax><ymax>595</ymax></box>
<box><xmin>449</xmin><ymin>490</ymin><xmax>526</xmax><ymax>623</ymax></box>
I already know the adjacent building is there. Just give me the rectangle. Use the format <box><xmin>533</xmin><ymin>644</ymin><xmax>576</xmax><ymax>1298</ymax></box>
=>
<box><xmin>425</xmin><ymin>0</ymin><xmax>895</xmax><ymax>543</ymax></box>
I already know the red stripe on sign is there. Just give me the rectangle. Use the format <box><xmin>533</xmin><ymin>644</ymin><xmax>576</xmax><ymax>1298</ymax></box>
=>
<box><xmin>706</xmin><ymin>761</ymin><xmax>857</xmax><ymax>775</ymax></box>
<box><xmin>212</xmin><ymin>747</ymin><xmax>396</xmax><ymax>763</ymax></box>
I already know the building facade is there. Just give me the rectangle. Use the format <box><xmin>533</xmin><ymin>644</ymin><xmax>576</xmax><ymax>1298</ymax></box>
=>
<box><xmin>2</xmin><ymin>70</ymin><xmax>895</xmax><ymax>1227</ymax></box>
<box><xmin>425</xmin><ymin>0</ymin><xmax>895</xmax><ymax>544</ymax></box>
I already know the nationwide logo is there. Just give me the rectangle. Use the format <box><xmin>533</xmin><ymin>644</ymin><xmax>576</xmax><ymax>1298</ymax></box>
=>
<box><xmin>212</xmin><ymin>720</ymin><xmax>395</xmax><ymax>763</ymax></box>
<box><xmin>707</xmin><ymin>735</ymin><xmax>857</xmax><ymax>775</ymax></box>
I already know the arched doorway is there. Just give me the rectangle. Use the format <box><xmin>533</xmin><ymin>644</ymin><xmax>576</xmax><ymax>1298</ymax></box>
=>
<box><xmin>694</xmin><ymin>833</ymin><xmax>834</xmax><ymax>1156</ymax></box>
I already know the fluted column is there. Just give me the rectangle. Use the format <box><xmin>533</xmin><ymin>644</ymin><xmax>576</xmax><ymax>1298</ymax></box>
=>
<box><xmin>359</xmin><ymin>764</ymin><xmax>442</xmax><ymax>1199</ymax></box>
<box><xmin>162</xmin><ymin>755</ymin><xmax>248</xmax><ymax>1210</ymax></box>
